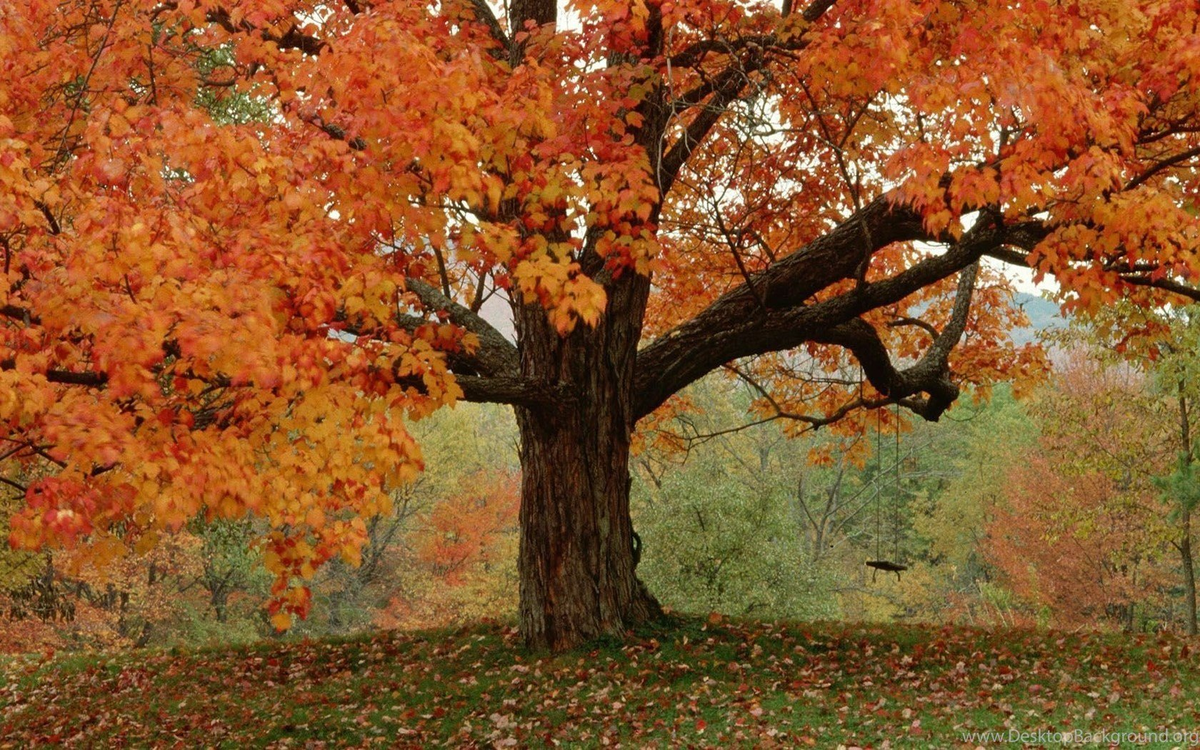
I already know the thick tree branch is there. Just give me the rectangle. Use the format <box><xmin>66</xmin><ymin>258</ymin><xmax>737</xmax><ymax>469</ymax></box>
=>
<box><xmin>812</xmin><ymin>262</ymin><xmax>979</xmax><ymax>420</ymax></box>
<box><xmin>453</xmin><ymin>374</ymin><xmax>569</xmax><ymax>407</ymax></box>
<box><xmin>510</xmin><ymin>0</ymin><xmax>555</xmax><ymax>28</ymax></box>
<box><xmin>508</xmin><ymin>0</ymin><xmax>555</xmax><ymax>64</ymax></box>
<box><xmin>467</xmin><ymin>0</ymin><xmax>512</xmax><ymax>59</ymax></box>
<box><xmin>925</xmin><ymin>260</ymin><xmax>980</xmax><ymax>365</ymax></box>
<box><xmin>403</xmin><ymin>278</ymin><xmax>519</xmax><ymax>377</ymax></box>
<box><xmin>633</xmin><ymin>203</ymin><xmax>1046</xmax><ymax>420</ymax></box>
<box><xmin>344</xmin><ymin>287</ymin><xmax>530</xmax><ymax>403</ymax></box>
<box><xmin>633</xmin><ymin>197</ymin><xmax>923</xmax><ymax>417</ymax></box>
<box><xmin>0</xmin><ymin>359</ymin><xmax>108</xmax><ymax>387</ymax></box>
<box><xmin>800</xmin><ymin>0</ymin><xmax>838</xmax><ymax>22</ymax></box>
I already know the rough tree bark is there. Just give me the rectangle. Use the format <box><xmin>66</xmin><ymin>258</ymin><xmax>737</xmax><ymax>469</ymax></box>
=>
<box><xmin>512</xmin><ymin>268</ymin><xmax>662</xmax><ymax>651</ymax></box>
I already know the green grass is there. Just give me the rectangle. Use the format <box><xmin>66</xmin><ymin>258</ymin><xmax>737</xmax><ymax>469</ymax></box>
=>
<box><xmin>3</xmin><ymin>617</ymin><xmax>1200</xmax><ymax>747</ymax></box>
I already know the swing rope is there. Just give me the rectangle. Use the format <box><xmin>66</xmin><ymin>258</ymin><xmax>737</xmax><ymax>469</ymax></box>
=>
<box><xmin>866</xmin><ymin>402</ymin><xmax>907</xmax><ymax>582</ymax></box>
<box><xmin>894</xmin><ymin>401</ymin><xmax>902</xmax><ymax>564</ymax></box>
<box><xmin>875</xmin><ymin>407</ymin><xmax>882</xmax><ymax>561</ymax></box>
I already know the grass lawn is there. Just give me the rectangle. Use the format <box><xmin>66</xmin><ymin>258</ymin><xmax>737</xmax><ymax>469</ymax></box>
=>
<box><xmin>2</xmin><ymin>617</ymin><xmax>1199</xmax><ymax>748</ymax></box>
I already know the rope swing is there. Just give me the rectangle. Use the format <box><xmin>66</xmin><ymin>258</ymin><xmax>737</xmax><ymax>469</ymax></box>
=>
<box><xmin>866</xmin><ymin>403</ymin><xmax>908</xmax><ymax>582</ymax></box>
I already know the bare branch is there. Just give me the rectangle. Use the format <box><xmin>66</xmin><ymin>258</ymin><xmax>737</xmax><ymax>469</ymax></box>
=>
<box><xmin>660</xmin><ymin>67</ymin><xmax>758</xmax><ymax>193</ymax></box>
<box><xmin>1127</xmin><ymin>144</ymin><xmax>1200</xmax><ymax>191</ymax></box>
<box><xmin>660</xmin><ymin>0</ymin><xmax>837</xmax><ymax>193</ymax></box>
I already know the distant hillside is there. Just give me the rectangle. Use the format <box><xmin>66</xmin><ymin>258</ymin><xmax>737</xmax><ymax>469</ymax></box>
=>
<box><xmin>1010</xmin><ymin>291</ymin><xmax>1066</xmax><ymax>345</ymax></box>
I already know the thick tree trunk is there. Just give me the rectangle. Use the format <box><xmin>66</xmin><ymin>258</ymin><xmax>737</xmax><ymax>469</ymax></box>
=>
<box><xmin>515</xmin><ymin>403</ymin><xmax>661</xmax><ymax>651</ymax></box>
<box><xmin>513</xmin><ymin>276</ymin><xmax>662</xmax><ymax>652</ymax></box>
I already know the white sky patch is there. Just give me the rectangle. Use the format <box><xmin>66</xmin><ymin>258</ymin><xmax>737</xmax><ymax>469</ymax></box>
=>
<box><xmin>992</xmin><ymin>258</ymin><xmax>1058</xmax><ymax>297</ymax></box>
<box><xmin>956</xmin><ymin>212</ymin><xmax>1058</xmax><ymax>299</ymax></box>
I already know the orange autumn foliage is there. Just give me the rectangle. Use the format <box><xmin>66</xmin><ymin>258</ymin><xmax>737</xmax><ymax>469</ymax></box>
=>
<box><xmin>375</xmin><ymin>470</ymin><xmax>519</xmax><ymax>630</ymax></box>
<box><xmin>985</xmin><ymin>354</ymin><xmax>1175</xmax><ymax>630</ymax></box>
<box><xmin>988</xmin><ymin>454</ymin><xmax>1173</xmax><ymax>629</ymax></box>
<box><xmin>415</xmin><ymin>471</ymin><xmax>520</xmax><ymax>588</ymax></box>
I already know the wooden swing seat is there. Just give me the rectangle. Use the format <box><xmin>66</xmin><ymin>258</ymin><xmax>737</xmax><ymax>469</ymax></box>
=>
<box><xmin>866</xmin><ymin>559</ymin><xmax>907</xmax><ymax>582</ymax></box>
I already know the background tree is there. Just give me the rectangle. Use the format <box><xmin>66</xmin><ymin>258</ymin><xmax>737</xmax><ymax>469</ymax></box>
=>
<box><xmin>1068</xmin><ymin>304</ymin><xmax>1200</xmax><ymax>634</ymax></box>
<box><xmin>632</xmin><ymin>378</ymin><xmax>840</xmax><ymax>619</ymax></box>
<box><xmin>400</xmin><ymin>469</ymin><xmax>520</xmax><ymax>626</ymax></box>
<box><xmin>900</xmin><ymin>386</ymin><xmax>1036</xmax><ymax>625</ymax></box>
<box><xmin>982</xmin><ymin>351</ymin><xmax>1176</xmax><ymax>631</ymax></box>
<box><xmin>3</xmin><ymin>1</ymin><xmax>1200</xmax><ymax>650</ymax></box>
<box><xmin>1153</xmin><ymin>314</ymin><xmax>1200</xmax><ymax>634</ymax></box>
<box><xmin>185</xmin><ymin>517</ymin><xmax>267</xmax><ymax>626</ymax></box>
<box><xmin>637</xmin><ymin>463</ymin><xmax>838</xmax><ymax>620</ymax></box>
<box><xmin>0</xmin><ymin>401</ymin><xmax>523</xmax><ymax>651</ymax></box>
<box><xmin>632</xmin><ymin>375</ymin><xmax>1035</xmax><ymax>624</ymax></box>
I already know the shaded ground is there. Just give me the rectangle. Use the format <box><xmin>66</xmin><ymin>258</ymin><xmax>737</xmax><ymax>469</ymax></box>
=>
<box><xmin>2</xmin><ymin>617</ymin><xmax>1198</xmax><ymax>747</ymax></box>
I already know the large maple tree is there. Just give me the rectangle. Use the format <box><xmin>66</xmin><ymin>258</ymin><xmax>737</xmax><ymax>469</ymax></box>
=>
<box><xmin>3</xmin><ymin>0</ymin><xmax>1200</xmax><ymax>650</ymax></box>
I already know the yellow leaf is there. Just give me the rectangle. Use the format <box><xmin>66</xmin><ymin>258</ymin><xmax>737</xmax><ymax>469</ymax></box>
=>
<box><xmin>306</xmin><ymin>507</ymin><xmax>326</xmax><ymax>530</ymax></box>
<box><xmin>134</xmin><ymin>531</ymin><xmax>159</xmax><ymax>555</ymax></box>
<box><xmin>263</xmin><ymin>548</ymin><xmax>284</xmax><ymax>575</ymax></box>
